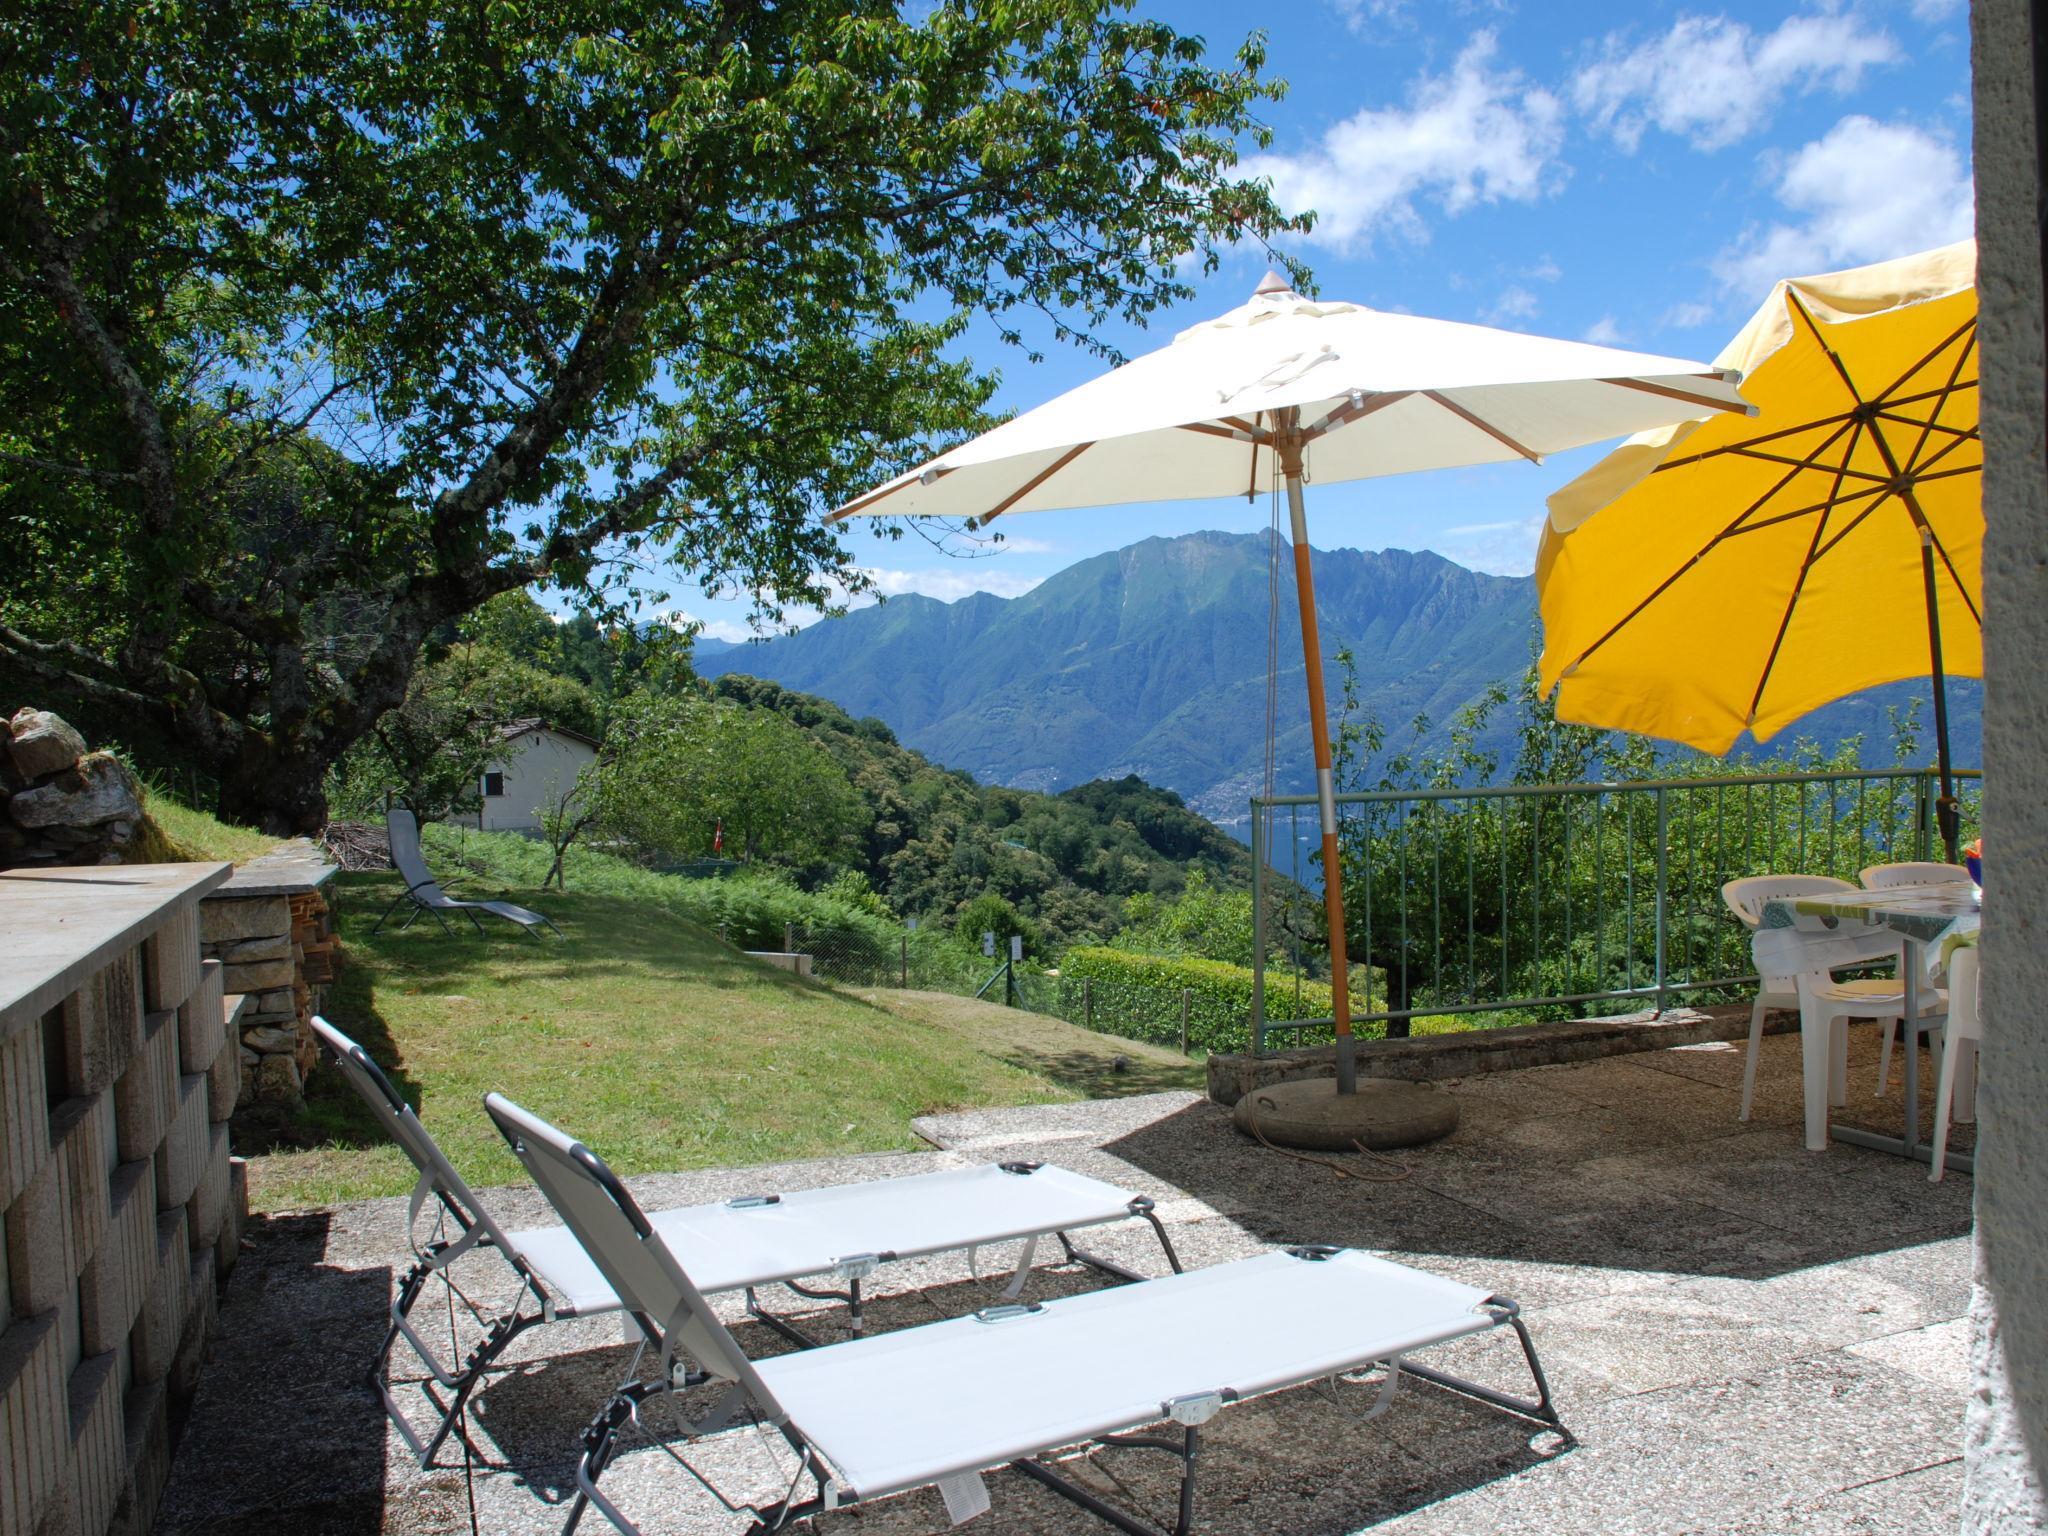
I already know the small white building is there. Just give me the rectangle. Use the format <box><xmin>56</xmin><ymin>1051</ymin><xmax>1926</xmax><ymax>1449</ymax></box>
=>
<box><xmin>468</xmin><ymin>718</ymin><xmax>600</xmax><ymax>833</ymax></box>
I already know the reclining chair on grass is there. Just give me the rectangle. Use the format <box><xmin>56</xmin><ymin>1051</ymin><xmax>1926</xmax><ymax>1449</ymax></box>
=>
<box><xmin>312</xmin><ymin>1018</ymin><xmax>1181</xmax><ymax>1468</ymax></box>
<box><xmin>486</xmin><ymin>1092</ymin><xmax>1561</xmax><ymax>1536</ymax></box>
<box><xmin>371</xmin><ymin>807</ymin><xmax>563</xmax><ymax>939</ymax></box>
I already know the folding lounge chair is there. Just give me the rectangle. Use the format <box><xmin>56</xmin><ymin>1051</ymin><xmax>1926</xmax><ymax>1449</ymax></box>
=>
<box><xmin>485</xmin><ymin>1093</ymin><xmax>1560</xmax><ymax>1536</ymax></box>
<box><xmin>311</xmin><ymin>1018</ymin><xmax>1180</xmax><ymax>1468</ymax></box>
<box><xmin>371</xmin><ymin>806</ymin><xmax>563</xmax><ymax>938</ymax></box>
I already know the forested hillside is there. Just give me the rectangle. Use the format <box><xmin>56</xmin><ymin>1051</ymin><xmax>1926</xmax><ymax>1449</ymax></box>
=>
<box><xmin>714</xmin><ymin>529</ymin><xmax>1984</xmax><ymax>821</ymax></box>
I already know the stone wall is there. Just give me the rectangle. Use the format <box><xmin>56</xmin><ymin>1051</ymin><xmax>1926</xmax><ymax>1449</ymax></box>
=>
<box><xmin>0</xmin><ymin>710</ymin><xmax>145</xmax><ymax>868</ymax></box>
<box><xmin>0</xmin><ymin>864</ymin><xmax>246</xmax><ymax>1536</ymax></box>
<box><xmin>198</xmin><ymin>849</ymin><xmax>338</xmax><ymax>1111</ymax></box>
<box><xmin>1964</xmin><ymin>0</ymin><xmax>2048</xmax><ymax>1526</ymax></box>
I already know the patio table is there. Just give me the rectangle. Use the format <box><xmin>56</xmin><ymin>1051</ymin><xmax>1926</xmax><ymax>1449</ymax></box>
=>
<box><xmin>1760</xmin><ymin>886</ymin><xmax>1980</xmax><ymax>1172</ymax></box>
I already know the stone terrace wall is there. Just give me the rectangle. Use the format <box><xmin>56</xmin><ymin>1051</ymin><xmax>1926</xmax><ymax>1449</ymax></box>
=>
<box><xmin>0</xmin><ymin>864</ymin><xmax>247</xmax><ymax>1536</ymax></box>
<box><xmin>198</xmin><ymin>847</ymin><xmax>338</xmax><ymax>1111</ymax></box>
<box><xmin>0</xmin><ymin>710</ymin><xmax>145</xmax><ymax>868</ymax></box>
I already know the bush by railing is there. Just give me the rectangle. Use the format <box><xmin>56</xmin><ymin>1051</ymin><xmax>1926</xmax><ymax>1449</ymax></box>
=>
<box><xmin>1252</xmin><ymin>764</ymin><xmax>1983</xmax><ymax>1049</ymax></box>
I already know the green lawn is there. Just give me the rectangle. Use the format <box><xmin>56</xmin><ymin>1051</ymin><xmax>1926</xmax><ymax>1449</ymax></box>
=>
<box><xmin>246</xmin><ymin>872</ymin><xmax>1174</xmax><ymax>1211</ymax></box>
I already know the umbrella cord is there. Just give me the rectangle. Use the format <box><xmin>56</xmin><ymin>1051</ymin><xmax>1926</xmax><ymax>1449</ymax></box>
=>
<box><xmin>1263</xmin><ymin>437</ymin><xmax>1281</xmax><ymax>899</ymax></box>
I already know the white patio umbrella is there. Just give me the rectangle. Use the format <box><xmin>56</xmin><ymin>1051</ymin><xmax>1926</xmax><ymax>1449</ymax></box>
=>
<box><xmin>833</xmin><ymin>273</ymin><xmax>1752</xmax><ymax>1097</ymax></box>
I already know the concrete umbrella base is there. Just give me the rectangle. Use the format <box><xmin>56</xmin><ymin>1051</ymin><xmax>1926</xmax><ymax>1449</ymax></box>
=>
<box><xmin>1230</xmin><ymin>1076</ymin><xmax>1459</xmax><ymax>1152</ymax></box>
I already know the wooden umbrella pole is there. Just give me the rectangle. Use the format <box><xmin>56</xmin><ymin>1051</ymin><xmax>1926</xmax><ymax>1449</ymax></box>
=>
<box><xmin>1278</xmin><ymin>419</ymin><xmax>1357</xmax><ymax>1094</ymax></box>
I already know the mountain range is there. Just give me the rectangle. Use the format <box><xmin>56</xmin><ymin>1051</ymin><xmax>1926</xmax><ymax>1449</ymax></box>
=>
<box><xmin>707</xmin><ymin>530</ymin><xmax>1982</xmax><ymax>827</ymax></box>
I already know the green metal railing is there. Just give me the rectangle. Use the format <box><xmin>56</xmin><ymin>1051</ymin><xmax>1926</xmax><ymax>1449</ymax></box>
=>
<box><xmin>1250</xmin><ymin>765</ymin><xmax>1981</xmax><ymax>1052</ymax></box>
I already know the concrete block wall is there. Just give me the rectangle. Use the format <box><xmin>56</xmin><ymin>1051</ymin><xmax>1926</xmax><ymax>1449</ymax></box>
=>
<box><xmin>0</xmin><ymin>868</ymin><xmax>245</xmax><ymax>1536</ymax></box>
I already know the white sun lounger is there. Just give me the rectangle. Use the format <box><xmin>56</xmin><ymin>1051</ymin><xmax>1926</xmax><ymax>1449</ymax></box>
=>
<box><xmin>311</xmin><ymin>1018</ymin><xmax>1179</xmax><ymax>1468</ymax></box>
<box><xmin>371</xmin><ymin>806</ymin><xmax>563</xmax><ymax>938</ymax></box>
<box><xmin>485</xmin><ymin>1093</ymin><xmax>1559</xmax><ymax>1536</ymax></box>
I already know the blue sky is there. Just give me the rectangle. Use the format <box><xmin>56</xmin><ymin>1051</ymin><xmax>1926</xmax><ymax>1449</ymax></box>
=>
<box><xmin>677</xmin><ymin>0</ymin><xmax>1973</xmax><ymax>642</ymax></box>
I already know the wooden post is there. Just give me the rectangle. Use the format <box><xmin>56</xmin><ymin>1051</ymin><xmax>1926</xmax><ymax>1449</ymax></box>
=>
<box><xmin>1084</xmin><ymin>977</ymin><xmax>1094</xmax><ymax>1032</ymax></box>
<box><xmin>784</xmin><ymin>922</ymin><xmax>795</xmax><ymax>955</ymax></box>
<box><xmin>900</xmin><ymin>933</ymin><xmax>908</xmax><ymax>988</ymax></box>
<box><xmin>1180</xmin><ymin>988</ymin><xmax>1191</xmax><ymax>1054</ymax></box>
<box><xmin>1279</xmin><ymin>415</ymin><xmax>1357</xmax><ymax>1095</ymax></box>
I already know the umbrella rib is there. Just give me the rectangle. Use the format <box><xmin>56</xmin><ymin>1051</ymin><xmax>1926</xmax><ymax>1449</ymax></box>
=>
<box><xmin>1871</xmin><ymin>314</ymin><xmax>1980</xmax><ymax>408</ymax></box>
<box><xmin>1302</xmin><ymin>390</ymin><xmax>1412</xmax><ymax>440</ymax></box>
<box><xmin>830</xmin><ymin>469</ymin><xmax>941</xmax><ymax>523</ymax></box>
<box><xmin>1704</xmin><ymin>444</ymin><xmax>1892</xmax><ymax>483</ymax></box>
<box><xmin>1178</xmin><ymin>422</ymin><xmax>1260</xmax><ymax>444</ymax></box>
<box><xmin>975</xmin><ymin>441</ymin><xmax>1093</xmax><ymax>526</ymax></box>
<box><xmin>1787</xmin><ymin>292</ymin><xmax>1871</xmax><ymax>410</ymax></box>
<box><xmin>1559</xmin><ymin>428</ymin><xmax>1853</xmax><ymax>676</ymax></box>
<box><xmin>1721</xmin><ymin>483</ymin><xmax>1890</xmax><ymax>537</ymax></box>
<box><xmin>1422</xmin><ymin>391</ymin><xmax>1541</xmax><ymax>463</ymax></box>
<box><xmin>1928</xmin><ymin>524</ymin><xmax>1985</xmax><ymax>627</ymax></box>
<box><xmin>1743</xmin><ymin>421</ymin><xmax>1865</xmax><ymax>729</ymax></box>
<box><xmin>1602</xmin><ymin>377</ymin><xmax>1754</xmax><ymax>415</ymax></box>
<box><xmin>1655</xmin><ymin>407</ymin><xmax>1862</xmax><ymax>471</ymax></box>
<box><xmin>1898</xmin><ymin>325</ymin><xmax>1980</xmax><ymax>476</ymax></box>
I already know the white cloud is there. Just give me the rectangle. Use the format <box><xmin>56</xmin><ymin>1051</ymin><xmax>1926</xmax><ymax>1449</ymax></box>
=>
<box><xmin>1714</xmin><ymin>116</ymin><xmax>1974</xmax><ymax>296</ymax></box>
<box><xmin>1574</xmin><ymin>13</ymin><xmax>1899</xmax><ymax>152</ymax></box>
<box><xmin>858</xmin><ymin>565</ymin><xmax>1043</xmax><ymax>603</ymax></box>
<box><xmin>1911</xmin><ymin>0</ymin><xmax>1961</xmax><ymax>19</ymax></box>
<box><xmin>1432</xmin><ymin>515</ymin><xmax>1545</xmax><ymax>576</ymax></box>
<box><xmin>1581</xmin><ymin>315</ymin><xmax>1626</xmax><ymax>345</ymax></box>
<box><xmin>1524</xmin><ymin>256</ymin><xmax>1563</xmax><ymax>283</ymax></box>
<box><xmin>664</xmin><ymin>610</ymin><xmax>758</xmax><ymax>644</ymax></box>
<box><xmin>988</xmin><ymin>535</ymin><xmax>1060</xmax><ymax>555</ymax></box>
<box><xmin>1328</xmin><ymin>0</ymin><xmax>1412</xmax><ymax>34</ymax></box>
<box><xmin>1481</xmin><ymin>285</ymin><xmax>1541</xmax><ymax>326</ymax></box>
<box><xmin>1660</xmin><ymin>300</ymin><xmax>1715</xmax><ymax>331</ymax></box>
<box><xmin>1245</xmin><ymin>32</ymin><xmax>1566</xmax><ymax>253</ymax></box>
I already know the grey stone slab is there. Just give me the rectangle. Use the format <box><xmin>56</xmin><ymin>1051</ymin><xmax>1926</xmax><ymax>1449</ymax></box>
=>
<box><xmin>167</xmin><ymin>1045</ymin><xmax>1982</xmax><ymax>1536</ymax></box>
<box><xmin>912</xmin><ymin>1091</ymin><xmax>1201</xmax><ymax>1152</ymax></box>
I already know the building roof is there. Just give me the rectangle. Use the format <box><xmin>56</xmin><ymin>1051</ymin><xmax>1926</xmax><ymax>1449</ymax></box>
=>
<box><xmin>498</xmin><ymin>717</ymin><xmax>602</xmax><ymax>751</ymax></box>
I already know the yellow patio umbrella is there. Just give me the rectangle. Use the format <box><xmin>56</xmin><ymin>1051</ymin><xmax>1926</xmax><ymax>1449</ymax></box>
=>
<box><xmin>1537</xmin><ymin>241</ymin><xmax>1980</xmax><ymax>858</ymax></box>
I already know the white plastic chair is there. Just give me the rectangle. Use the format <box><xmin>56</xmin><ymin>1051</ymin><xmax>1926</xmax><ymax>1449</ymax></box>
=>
<box><xmin>1857</xmin><ymin>864</ymin><xmax>1968</xmax><ymax>1093</ymax></box>
<box><xmin>1722</xmin><ymin>876</ymin><xmax>1924</xmax><ymax>1120</ymax></box>
<box><xmin>1929</xmin><ymin>944</ymin><xmax>1981</xmax><ymax>1182</ymax></box>
<box><xmin>1861</xmin><ymin>861</ymin><xmax>1973</xmax><ymax>889</ymax></box>
<box><xmin>1751</xmin><ymin>924</ymin><xmax>1944</xmax><ymax>1152</ymax></box>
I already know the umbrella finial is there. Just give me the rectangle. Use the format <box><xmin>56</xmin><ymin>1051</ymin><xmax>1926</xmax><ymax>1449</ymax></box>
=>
<box><xmin>1254</xmin><ymin>268</ymin><xmax>1295</xmax><ymax>298</ymax></box>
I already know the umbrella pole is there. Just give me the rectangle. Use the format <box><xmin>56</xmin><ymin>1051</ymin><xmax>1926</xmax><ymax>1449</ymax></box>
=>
<box><xmin>1279</xmin><ymin>434</ymin><xmax>1357</xmax><ymax>1095</ymax></box>
<box><xmin>1919</xmin><ymin>530</ymin><xmax>1962</xmax><ymax>862</ymax></box>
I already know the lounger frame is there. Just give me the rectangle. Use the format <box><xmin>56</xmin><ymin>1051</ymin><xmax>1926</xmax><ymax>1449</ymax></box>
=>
<box><xmin>371</xmin><ymin>807</ymin><xmax>564</xmax><ymax>939</ymax></box>
<box><xmin>313</xmin><ymin>1020</ymin><xmax>1180</xmax><ymax>1470</ymax></box>
<box><xmin>485</xmin><ymin>1098</ymin><xmax>1560</xmax><ymax>1536</ymax></box>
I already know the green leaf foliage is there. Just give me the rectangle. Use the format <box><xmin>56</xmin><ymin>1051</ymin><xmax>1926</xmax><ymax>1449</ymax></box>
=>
<box><xmin>0</xmin><ymin>1</ymin><xmax>1302</xmax><ymax>830</ymax></box>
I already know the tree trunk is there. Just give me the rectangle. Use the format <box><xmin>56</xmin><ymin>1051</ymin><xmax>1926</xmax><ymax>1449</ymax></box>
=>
<box><xmin>215</xmin><ymin>732</ymin><xmax>338</xmax><ymax>835</ymax></box>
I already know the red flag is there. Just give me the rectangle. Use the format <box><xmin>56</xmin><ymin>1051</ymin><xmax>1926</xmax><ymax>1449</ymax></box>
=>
<box><xmin>712</xmin><ymin>819</ymin><xmax>724</xmax><ymax>855</ymax></box>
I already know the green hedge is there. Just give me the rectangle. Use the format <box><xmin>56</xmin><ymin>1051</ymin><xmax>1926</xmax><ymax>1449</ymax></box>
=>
<box><xmin>1054</xmin><ymin>948</ymin><xmax>1348</xmax><ymax>1054</ymax></box>
<box><xmin>1053</xmin><ymin>948</ymin><xmax>1468</xmax><ymax>1054</ymax></box>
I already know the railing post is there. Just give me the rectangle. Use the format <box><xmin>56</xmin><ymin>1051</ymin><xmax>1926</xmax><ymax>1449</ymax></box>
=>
<box><xmin>784</xmin><ymin>922</ymin><xmax>796</xmax><ymax>955</ymax></box>
<box><xmin>1653</xmin><ymin>786</ymin><xmax>1670</xmax><ymax>1016</ymax></box>
<box><xmin>1180</xmin><ymin>988</ymin><xmax>1192</xmax><ymax>1055</ymax></box>
<box><xmin>1916</xmin><ymin>773</ymin><xmax>1936</xmax><ymax>859</ymax></box>
<box><xmin>1250</xmin><ymin>801</ymin><xmax>1267</xmax><ymax>1055</ymax></box>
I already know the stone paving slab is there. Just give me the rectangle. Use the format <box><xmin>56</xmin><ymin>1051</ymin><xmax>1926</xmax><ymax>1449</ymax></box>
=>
<box><xmin>157</xmin><ymin>1036</ymin><xmax>1971</xmax><ymax>1535</ymax></box>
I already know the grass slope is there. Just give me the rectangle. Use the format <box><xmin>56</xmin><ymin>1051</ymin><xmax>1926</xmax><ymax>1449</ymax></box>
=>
<box><xmin>134</xmin><ymin>787</ymin><xmax>282</xmax><ymax>863</ymax></box>
<box><xmin>248</xmin><ymin>871</ymin><xmax>1180</xmax><ymax>1210</ymax></box>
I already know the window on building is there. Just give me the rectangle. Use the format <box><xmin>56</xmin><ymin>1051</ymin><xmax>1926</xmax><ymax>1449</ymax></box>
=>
<box><xmin>483</xmin><ymin>770</ymin><xmax>505</xmax><ymax>797</ymax></box>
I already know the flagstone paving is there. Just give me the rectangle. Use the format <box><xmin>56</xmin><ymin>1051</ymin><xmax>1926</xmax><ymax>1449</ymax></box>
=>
<box><xmin>156</xmin><ymin>1028</ymin><xmax>1972</xmax><ymax>1535</ymax></box>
